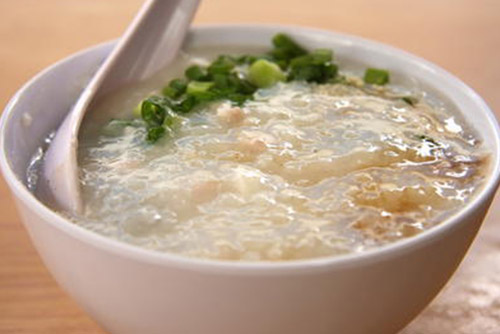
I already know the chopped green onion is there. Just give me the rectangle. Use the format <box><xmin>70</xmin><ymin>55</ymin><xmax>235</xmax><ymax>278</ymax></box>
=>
<box><xmin>311</xmin><ymin>48</ymin><xmax>333</xmax><ymax>63</ymax></box>
<box><xmin>124</xmin><ymin>33</ymin><xmax>397</xmax><ymax>144</ymax></box>
<box><xmin>236</xmin><ymin>78</ymin><xmax>257</xmax><ymax>95</ymax></box>
<box><xmin>185</xmin><ymin>65</ymin><xmax>208</xmax><ymax>81</ymax></box>
<box><xmin>212</xmin><ymin>73</ymin><xmax>230</xmax><ymax>89</ymax></box>
<box><xmin>226</xmin><ymin>93</ymin><xmax>249</xmax><ymax>106</ymax></box>
<box><xmin>248</xmin><ymin>59</ymin><xmax>286</xmax><ymax>88</ymax></box>
<box><xmin>146</xmin><ymin>126</ymin><xmax>166</xmax><ymax>143</ymax></box>
<box><xmin>271</xmin><ymin>33</ymin><xmax>307</xmax><ymax>59</ymax></box>
<box><xmin>141</xmin><ymin>98</ymin><xmax>166</xmax><ymax>127</ymax></box>
<box><xmin>187</xmin><ymin>81</ymin><xmax>214</xmax><ymax>95</ymax></box>
<box><xmin>236</xmin><ymin>54</ymin><xmax>258</xmax><ymax>65</ymax></box>
<box><xmin>288</xmin><ymin>53</ymin><xmax>337</xmax><ymax>83</ymax></box>
<box><xmin>207</xmin><ymin>55</ymin><xmax>236</xmax><ymax>75</ymax></box>
<box><xmin>132</xmin><ymin>101</ymin><xmax>143</xmax><ymax>118</ymax></box>
<box><xmin>178</xmin><ymin>95</ymin><xmax>197</xmax><ymax>113</ymax></box>
<box><xmin>162</xmin><ymin>78</ymin><xmax>187</xmax><ymax>98</ymax></box>
<box><xmin>269</xmin><ymin>47</ymin><xmax>290</xmax><ymax>62</ymax></box>
<box><xmin>364</xmin><ymin>68</ymin><xmax>390</xmax><ymax>85</ymax></box>
<box><xmin>163</xmin><ymin>113</ymin><xmax>181</xmax><ymax>128</ymax></box>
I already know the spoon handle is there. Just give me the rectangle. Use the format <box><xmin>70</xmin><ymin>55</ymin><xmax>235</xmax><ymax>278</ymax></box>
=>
<box><xmin>95</xmin><ymin>0</ymin><xmax>200</xmax><ymax>99</ymax></box>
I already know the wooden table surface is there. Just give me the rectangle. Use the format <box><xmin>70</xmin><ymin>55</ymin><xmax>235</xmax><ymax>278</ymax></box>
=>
<box><xmin>1</xmin><ymin>1</ymin><xmax>499</xmax><ymax>333</ymax></box>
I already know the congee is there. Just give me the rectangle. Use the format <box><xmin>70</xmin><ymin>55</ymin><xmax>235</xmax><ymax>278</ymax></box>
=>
<box><xmin>30</xmin><ymin>34</ymin><xmax>489</xmax><ymax>261</ymax></box>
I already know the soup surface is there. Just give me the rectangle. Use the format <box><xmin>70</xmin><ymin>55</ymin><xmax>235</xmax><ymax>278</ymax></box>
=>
<box><xmin>32</xmin><ymin>45</ymin><xmax>489</xmax><ymax>261</ymax></box>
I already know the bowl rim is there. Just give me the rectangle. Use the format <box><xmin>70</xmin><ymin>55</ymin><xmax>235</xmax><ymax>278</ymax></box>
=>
<box><xmin>1</xmin><ymin>23</ymin><xmax>500</xmax><ymax>275</ymax></box>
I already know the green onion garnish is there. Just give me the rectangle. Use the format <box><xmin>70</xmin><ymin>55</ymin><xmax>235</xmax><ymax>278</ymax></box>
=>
<box><xmin>119</xmin><ymin>33</ymin><xmax>394</xmax><ymax>143</ymax></box>
<box><xmin>364</xmin><ymin>68</ymin><xmax>390</xmax><ymax>85</ymax></box>
<box><xmin>248</xmin><ymin>59</ymin><xmax>286</xmax><ymax>88</ymax></box>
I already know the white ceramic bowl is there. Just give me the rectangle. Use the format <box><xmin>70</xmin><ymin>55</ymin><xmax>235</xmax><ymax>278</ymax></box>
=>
<box><xmin>1</xmin><ymin>25</ymin><xmax>499</xmax><ymax>334</ymax></box>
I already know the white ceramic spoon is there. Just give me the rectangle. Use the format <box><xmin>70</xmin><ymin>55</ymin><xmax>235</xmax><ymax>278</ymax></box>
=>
<box><xmin>42</xmin><ymin>0</ymin><xmax>200</xmax><ymax>214</ymax></box>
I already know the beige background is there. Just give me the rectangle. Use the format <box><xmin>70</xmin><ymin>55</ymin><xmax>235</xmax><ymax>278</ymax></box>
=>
<box><xmin>1</xmin><ymin>0</ymin><xmax>499</xmax><ymax>333</ymax></box>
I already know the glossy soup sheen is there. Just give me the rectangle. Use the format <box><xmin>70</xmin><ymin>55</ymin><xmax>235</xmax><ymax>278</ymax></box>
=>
<box><xmin>32</xmin><ymin>47</ymin><xmax>489</xmax><ymax>261</ymax></box>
